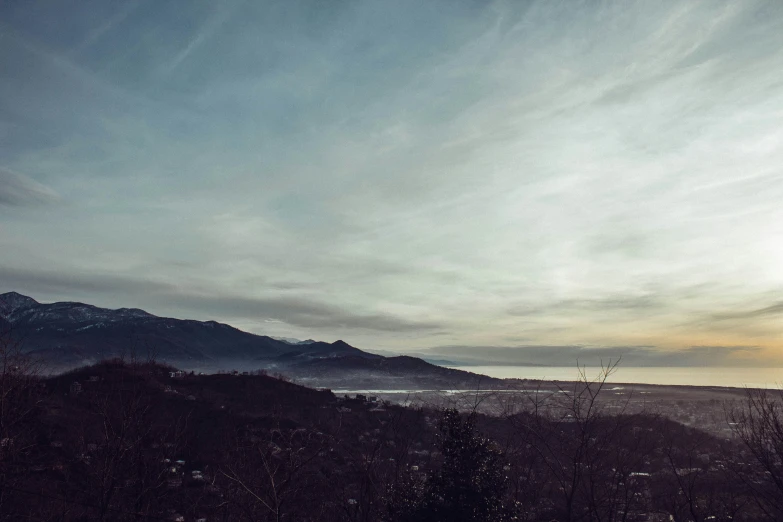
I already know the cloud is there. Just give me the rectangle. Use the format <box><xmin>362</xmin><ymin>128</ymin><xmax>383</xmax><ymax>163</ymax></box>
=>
<box><xmin>2</xmin><ymin>0</ymin><xmax>783</xmax><ymax>356</ymax></box>
<box><xmin>676</xmin><ymin>299</ymin><xmax>783</xmax><ymax>340</ymax></box>
<box><xmin>0</xmin><ymin>168</ymin><xmax>59</xmax><ymax>207</ymax></box>
<box><xmin>507</xmin><ymin>294</ymin><xmax>665</xmax><ymax>317</ymax></box>
<box><xmin>159</xmin><ymin>0</ymin><xmax>242</xmax><ymax>75</ymax></box>
<box><xmin>166</xmin><ymin>294</ymin><xmax>443</xmax><ymax>332</ymax></box>
<box><xmin>0</xmin><ymin>267</ymin><xmax>441</xmax><ymax>333</ymax></box>
<box><xmin>709</xmin><ymin>302</ymin><xmax>783</xmax><ymax>321</ymax></box>
<box><xmin>0</xmin><ymin>267</ymin><xmax>175</xmax><ymax>298</ymax></box>
<box><xmin>427</xmin><ymin>344</ymin><xmax>764</xmax><ymax>367</ymax></box>
<box><xmin>69</xmin><ymin>0</ymin><xmax>143</xmax><ymax>56</ymax></box>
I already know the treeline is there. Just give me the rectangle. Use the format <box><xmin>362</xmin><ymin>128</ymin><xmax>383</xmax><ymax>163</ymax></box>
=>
<box><xmin>1</xmin><ymin>330</ymin><xmax>783</xmax><ymax>521</ymax></box>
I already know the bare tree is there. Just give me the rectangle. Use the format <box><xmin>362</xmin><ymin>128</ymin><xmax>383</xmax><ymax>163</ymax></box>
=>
<box><xmin>505</xmin><ymin>360</ymin><xmax>659</xmax><ymax>521</ymax></box>
<box><xmin>727</xmin><ymin>387</ymin><xmax>783</xmax><ymax>520</ymax></box>
<box><xmin>0</xmin><ymin>324</ymin><xmax>41</xmax><ymax>517</ymax></box>
<box><xmin>220</xmin><ymin>424</ymin><xmax>331</xmax><ymax>522</ymax></box>
<box><xmin>68</xmin><ymin>361</ymin><xmax>188</xmax><ymax>521</ymax></box>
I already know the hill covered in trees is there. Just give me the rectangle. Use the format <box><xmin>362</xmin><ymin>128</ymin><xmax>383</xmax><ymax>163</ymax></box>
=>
<box><xmin>2</xmin><ymin>345</ymin><xmax>783</xmax><ymax>521</ymax></box>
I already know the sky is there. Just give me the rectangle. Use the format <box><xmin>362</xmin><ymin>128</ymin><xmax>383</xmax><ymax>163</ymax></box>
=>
<box><xmin>2</xmin><ymin>0</ymin><xmax>783</xmax><ymax>366</ymax></box>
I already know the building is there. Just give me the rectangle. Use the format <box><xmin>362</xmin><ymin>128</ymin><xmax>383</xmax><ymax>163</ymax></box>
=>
<box><xmin>70</xmin><ymin>381</ymin><xmax>82</xmax><ymax>396</ymax></box>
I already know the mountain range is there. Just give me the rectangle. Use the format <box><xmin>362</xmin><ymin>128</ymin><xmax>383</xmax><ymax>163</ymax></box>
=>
<box><xmin>0</xmin><ymin>291</ymin><xmax>497</xmax><ymax>389</ymax></box>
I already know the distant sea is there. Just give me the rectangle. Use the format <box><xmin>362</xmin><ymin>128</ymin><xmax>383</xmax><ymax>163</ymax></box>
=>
<box><xmin>448</xmin><ymin>366</ymin><xmax>783</xmax><ymax>389</ymax></box>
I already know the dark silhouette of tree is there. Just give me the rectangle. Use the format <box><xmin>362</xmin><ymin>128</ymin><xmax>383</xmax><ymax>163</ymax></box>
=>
<box><xmin>329</xmin><ymin>405</ymin><xmax>427</xmax><ymax>522</ymax></box>
<box><xmin>220</xmin><ymin>425</ymin><xmax>330</xmax><ymax>522</ymax></box>
<box><xmin>727</xmin><ymin>387</ymin><xmax>783</xmax><ymax>520</ymax></box>
<box><xmin>0</xmin><ymin>324</ymin><xmax>41</xmax><ymax>519</ymax></box>
<box><xmin>386</xmin><ymin>408</ymin><xmax>517</xmax><ymax>522</ymax></box>
<box><xmin>508</xmin><ymin>361</ymin><xmax>631</xmax><ymax>521</ymax></box>
<box><xmin>65</xmin><ymin>360</ymin><xmax>188</xmax><ymax>521</ymax></box>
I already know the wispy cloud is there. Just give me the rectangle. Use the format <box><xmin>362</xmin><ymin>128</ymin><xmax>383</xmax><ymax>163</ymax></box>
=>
<box><xmin>427</xmin><ymin>344</ymin><xmax>766</xmax><ymax>367</ymax></box>
<box><xmin>507</xmin><ymin>294</ymin><xmax>665</xmax><ymax>317</ymax></box>
<box><xmin>0</xmin><ymin>267</ymin><xmax>440</xmax><ymax>334</ymax></box>
<box><xmin>2</xmin><ymin>0</ymin><xmax>783</xmax><ymax>357</ymax></box>
<box><xmin>0</xmin><ymin>168</ymin><xmax>59</xmax><ymax>206</ymax></box>
<box><xmin>710</xmin><ymin>302</ymin><xmax>783</xmax><ymax>321</ymax></box>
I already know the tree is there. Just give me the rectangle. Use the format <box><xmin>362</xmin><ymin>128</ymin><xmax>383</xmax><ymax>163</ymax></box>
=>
<box><xmin>0</xmin><ymin>324</ymin><xmax>41</xmax><ymax>518</ymax></box>
<box><xmin>220</xmin><ymin>425</ymin><xmax>331</xmax><ymax>522</ymax></box>
<box><xmin>504</xmin><ymin>360</ymin><xmax>663</xmax><ymax>521</ymax></box>
<box><xmin>386</xmin><ymin>408</ymin><xmax>516</xmax><ymax>522</ymax></box>
<box><xmin>67</xmin><ymin>360</ymin><xmax>188</xmax><ymax>521</ymax></box>
<box><xmin>727</xmin><ymin>387</ymin><xmax>783</xmax><ymax>520</ymax></box>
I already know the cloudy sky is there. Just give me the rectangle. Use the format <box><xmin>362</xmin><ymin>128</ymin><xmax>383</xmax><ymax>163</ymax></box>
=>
<box><xmin>2</xmin><ymin>0</ymin><xmax>783</xmax><ymax>365</ymax></box>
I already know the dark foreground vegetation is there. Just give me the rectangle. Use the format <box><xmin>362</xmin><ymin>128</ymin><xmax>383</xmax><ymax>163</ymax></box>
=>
<box><xmin>2</xmin><ymin>332</ymin><xmax>783</xmax><ymax>521</ymax></box>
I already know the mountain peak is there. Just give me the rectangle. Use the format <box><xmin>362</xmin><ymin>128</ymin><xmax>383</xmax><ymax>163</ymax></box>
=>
<box><xmin>330</xmin><ymin>340</ymin><xmax>362</xmax><ymax>353</ymax></box>
<box><xmin>115</xmin><ymin>307</ymin><xmax>154</xmax><ymax>318</ymax></box>
<box><xmin>0</xmin><ymin>292</ymin><xmax>39</xmax><ymax>317</ymax></box>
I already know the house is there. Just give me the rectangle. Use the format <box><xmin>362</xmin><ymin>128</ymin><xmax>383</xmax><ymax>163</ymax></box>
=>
<box><xmin>355</xmin><ymin>394</ymin><xmax>367</xmax><ymax>401</ymax></box>
<box><xmin>70</xmin><ymin>381</ymin><xmax>82</xmax><ymax>396</ymax></box>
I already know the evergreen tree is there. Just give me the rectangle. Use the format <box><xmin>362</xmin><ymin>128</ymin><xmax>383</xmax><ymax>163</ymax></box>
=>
<box><xmin>387</xmin><ymin>408</ymin><xmax>517</xmax><ymax>522</ymax></box>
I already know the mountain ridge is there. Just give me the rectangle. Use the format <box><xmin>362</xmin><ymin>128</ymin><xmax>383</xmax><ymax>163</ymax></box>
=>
<box><xmin>0</xmin><ymin>291</ymin><xmax>499</xmax><ymax>389</ymax></box>
<box><xmin>0</xmin><ymin>291</ymin><xmax>373</xmax><ymax>364</ymax></box>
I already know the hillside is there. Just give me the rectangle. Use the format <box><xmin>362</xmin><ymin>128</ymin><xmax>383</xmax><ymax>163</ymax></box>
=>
<box><xmin>287</xmin><ymin>354</ymin><xmax>504</xmax><ymax>389</ymax></box>
<box><xmin>0</xmin><ymin>359</ymin><xmax>768</xmax><ymax>521</ymax></box>
<box><xmin>2</xmin><ymin>360</ymin><xmax>435</xmax><ymax>521</ymax></box>
<box><xmin>0</xmin><ymin>292</ymin><xmax>493</xmax><ymax>389</ymax></box>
